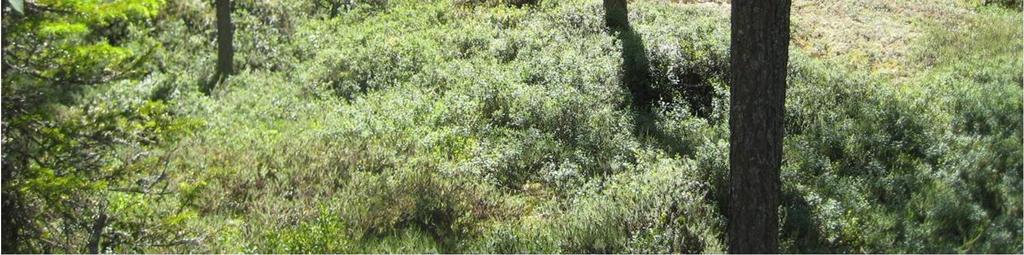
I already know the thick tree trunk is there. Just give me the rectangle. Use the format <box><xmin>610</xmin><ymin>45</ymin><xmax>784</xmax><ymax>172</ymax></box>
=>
<box><xmin>727</xmin><ymin>0</ymin><xmax>791</xmax><ymax>253</ymax></box>
<box><xmin>216</xmin><ymin>0</ymin><xmax>234</xmax><ymax>80</ymax></box>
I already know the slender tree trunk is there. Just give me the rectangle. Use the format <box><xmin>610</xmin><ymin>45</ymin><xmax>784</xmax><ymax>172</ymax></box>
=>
<box><xmin>85</xmin><ymin>211</ymin><xmax>107</xmax><ymax>254</ymax></box>
<box><xmin>727</xmin><ymin>0</ymin><xmax>791</xmax><ymax>253</ymax></box>
<box><xmin>216</xmin><ymin>0</ymin><xmax>234</xmax><ymax>80</ymax></box>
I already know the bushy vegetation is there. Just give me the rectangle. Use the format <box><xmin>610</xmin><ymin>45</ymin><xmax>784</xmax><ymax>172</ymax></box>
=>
<box><xmin>2</xmin><ymin>0</ymin><xmax>1020</xmax><ymax>253</ymax></box>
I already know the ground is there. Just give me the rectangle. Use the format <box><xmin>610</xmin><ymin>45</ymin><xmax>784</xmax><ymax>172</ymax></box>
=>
<box><xmin>8</xmin><ymin>0</ymin><xmax>1021</xmax><ymax>253</ymax></box>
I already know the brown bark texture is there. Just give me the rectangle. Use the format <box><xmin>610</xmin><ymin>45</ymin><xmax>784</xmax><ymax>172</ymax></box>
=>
<box><xmin>727</xmin><ymin>0</ymin><xmax>791</xmax><ymax>253</ymax></box>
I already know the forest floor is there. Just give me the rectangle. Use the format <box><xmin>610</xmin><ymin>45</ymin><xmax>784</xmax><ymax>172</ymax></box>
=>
<box><xmin>152</xmin><ymin>0</ymin><xmax>1021</xmax><ymax>252</ymax></box>
<box><xmin>13</xmin><ymin>0</ymin><xmax>1019</xmax><ymax>253</ymax></box>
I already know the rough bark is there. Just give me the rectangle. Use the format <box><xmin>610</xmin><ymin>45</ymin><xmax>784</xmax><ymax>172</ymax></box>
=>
<box><xmin>215</xmin><ymin>0</ymin><xmax>234</xmax><ymax>80</ymax></box>
<box><xmin>727</xmin><ymin>0</ymin><xmax>791</xmax><ymax>253</ymax></box>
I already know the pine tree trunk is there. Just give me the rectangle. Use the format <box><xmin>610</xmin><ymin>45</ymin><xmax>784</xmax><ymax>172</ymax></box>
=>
<box><xmin>216</xmin><ymin>0</ymin><xmax>234</xmax><ymax>79</ymax></box>
<box><xmin>727</xmin><ymin>0</ymin><xmax>791</xmax><ymax>253</ymax></box>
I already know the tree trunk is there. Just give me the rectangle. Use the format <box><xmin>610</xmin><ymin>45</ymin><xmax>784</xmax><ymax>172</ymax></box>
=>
<box><xmin>727</xmin><ymin>0</ymin><xmax>791</xmax><ymax>253</ymax></box>
<box><xmin>86</xmin><ymin>211</ymin><xmax>107</xmax><ymax>254</ymax></box>
<box><xmin>216</xmin><ymin>0</ymin><xmax>234</xmax><ymax>80</ymax></box>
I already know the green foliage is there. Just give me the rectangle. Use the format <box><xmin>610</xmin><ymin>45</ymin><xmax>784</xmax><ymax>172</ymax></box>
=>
<box><xmin>3</xmin><ymin>82</ymin><xmax>199</xmax><ymax>252</ymax></box>
<box><xmin>971</xmin><ymin>0</ymin><xmax>1022</xmax><ymax>10</ymax></box>
<box><xmin>3</xmin><ymin>0</ymin><xmax>1020</xmax><ymax>253</ymax></box>
<box><xmin>3</xmin><ymin>0</ymin><xmax>162</xmax><ymax>84</ymax></box>
<box><xmin>0</xmin><ymin>0</ymin><xmax>203</xmax><ymax>253</ymax></box>
<box><xmin>780</xmin><ymin>8</ymin><xmax>1022</xmax><ymax>251</ymax></box>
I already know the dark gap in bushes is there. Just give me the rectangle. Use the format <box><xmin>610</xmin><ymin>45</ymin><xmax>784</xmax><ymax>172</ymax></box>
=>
<box><xmin>657</xmin><ymin>71</ymin><xmax>716</xmax><ymax>119</ymax></box>
<box><xmin>780</xmin><ymin>187</ymin><xmax>833</xmax><ymax>253</ymax></box>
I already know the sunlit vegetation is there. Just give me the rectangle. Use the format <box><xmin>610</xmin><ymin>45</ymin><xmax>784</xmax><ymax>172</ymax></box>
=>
<box><xmin>2</xmin><ymin>0</ymin><xmax>1020</xmax><ymax>253</ymax></box>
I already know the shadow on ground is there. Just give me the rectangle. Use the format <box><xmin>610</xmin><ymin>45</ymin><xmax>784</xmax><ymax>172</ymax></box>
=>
<box><xmin>603</xmin><ymin>0</ymin><xmax>690</xmax><ymax>157</ymax></box>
